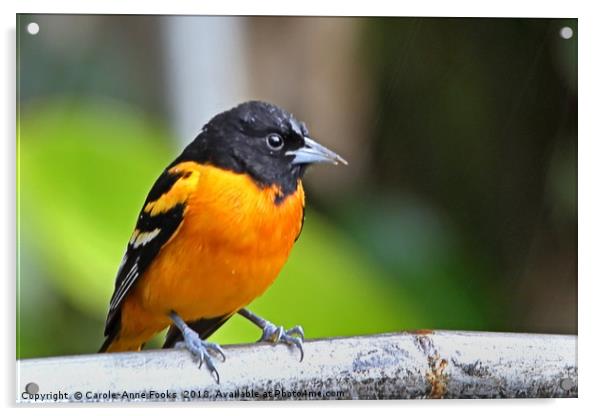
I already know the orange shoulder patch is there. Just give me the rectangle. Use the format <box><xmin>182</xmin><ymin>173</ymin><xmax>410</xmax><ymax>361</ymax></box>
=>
<box><xmin>143</xmin><ymin>162</ymin><xmax>202</xmax><ymax>216</ymax></box>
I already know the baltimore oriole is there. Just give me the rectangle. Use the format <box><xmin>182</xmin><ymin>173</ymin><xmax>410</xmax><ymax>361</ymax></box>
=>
<box><xmin>99</xmin><ymin>101</ymin><xmax>346</xmax><ymax>382</ymax></box>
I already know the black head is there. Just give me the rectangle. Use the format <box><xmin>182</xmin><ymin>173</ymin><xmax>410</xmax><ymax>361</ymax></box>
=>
<box><xmin>173</xmin><ymin>101</ymin><xmax>346</xmax><ymax>197</ymax></box>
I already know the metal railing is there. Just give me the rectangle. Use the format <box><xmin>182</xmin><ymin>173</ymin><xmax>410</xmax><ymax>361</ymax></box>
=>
<box><xmin>17</xmin><ymin>330</ymin><xmax>577</xmax><ymax>402</ymax></box>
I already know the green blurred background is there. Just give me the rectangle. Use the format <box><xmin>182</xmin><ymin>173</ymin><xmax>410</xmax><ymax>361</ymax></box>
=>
<box><xmin>16</xmin><ymin>15</ymin><xmax>577</xmax><ymax>359</ymax></box>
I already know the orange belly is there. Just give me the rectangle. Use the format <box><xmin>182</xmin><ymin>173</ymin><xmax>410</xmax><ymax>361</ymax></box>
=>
<box><xmin>115</xmin><ymin>164</ymin><xmax>305</xmax><ymax>348</ymax></box>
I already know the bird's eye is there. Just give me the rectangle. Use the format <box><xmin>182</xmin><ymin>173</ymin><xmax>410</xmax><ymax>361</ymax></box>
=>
<box><xmin>266</xmin><ymin>133</ymin><xmax>284</xmax><ymax>150</ymax></box>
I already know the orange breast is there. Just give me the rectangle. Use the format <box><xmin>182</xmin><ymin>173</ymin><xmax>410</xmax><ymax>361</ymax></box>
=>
<box><xmin>124</xmin><ymin>162</ymin><xmax>305</xmax><ymax>333</ymax></box>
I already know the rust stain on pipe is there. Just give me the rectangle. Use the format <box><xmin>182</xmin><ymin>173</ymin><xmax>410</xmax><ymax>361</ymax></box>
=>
<box><xmin>426</xmin><ymin>354</ymin><xmax>449</xmax><ymax>399</ymax></box>
<box><xmin>408</xmin><ymin>329</ymin><xmax>434</xmax><ymax>335</ymax></box>
<box><xmin>414</xmin><ymin>334</ymin><xmax>449</xmax><ymax>398</ymax></box>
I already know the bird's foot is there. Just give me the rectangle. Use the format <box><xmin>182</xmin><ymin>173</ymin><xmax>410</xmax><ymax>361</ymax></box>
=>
<box><xmin>237</xmin><ymin>308</ymin><xmax>305</xmax><ymax>362</ymax></box>
<box><xmin>170</xmin><ymin>312</ymin><xmax>226</xmax><ymax>383</ymax></box>
<box><xmin>174</xmin><ymin>328</ymin><xmax>226</xmax><ymax>383</ymax></box>
<box><xmin>258</xmin><ymin>321</ymin><xmax>305</xmax><ymax>362</ymax></box>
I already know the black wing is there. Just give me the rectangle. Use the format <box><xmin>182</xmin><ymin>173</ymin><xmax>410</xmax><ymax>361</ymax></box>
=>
<box><xmin>101</xmin><ymin>168</ymin><xmax>188</xmax><ymax>349</ymax></box>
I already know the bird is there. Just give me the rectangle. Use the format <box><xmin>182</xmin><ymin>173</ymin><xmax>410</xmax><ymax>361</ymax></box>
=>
<box><xmin>99</xmin><ymin>101</ymin><xmax>347</xmax><ymax>382</ymax></box>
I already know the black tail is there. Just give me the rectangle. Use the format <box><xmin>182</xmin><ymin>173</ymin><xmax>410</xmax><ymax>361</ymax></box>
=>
<box><xmin>162</xmin><ymin>314</ymin><xmax>231</xmax><ymax>348</ymax></box>
<box><xmin>98</xmin><ymin>332</ymin><xmax>117</xmax><ymax>353</ymax></box>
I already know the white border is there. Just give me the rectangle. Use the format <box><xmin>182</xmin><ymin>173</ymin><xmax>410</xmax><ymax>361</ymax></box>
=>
<box><xmin>7</xmin><ymin>0</ymin><xmax>583</xmax><ymax>17</ymax></box>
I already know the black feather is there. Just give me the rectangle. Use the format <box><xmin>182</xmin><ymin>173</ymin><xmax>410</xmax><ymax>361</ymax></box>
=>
<box><xmin>101</xmin><ymin>168</ymin><xmax>187</xmax><ymax>346</ymax></box>
<box><xmin>172</xmin><ymin>101</ymin><xmax>308</xmax><ymax>200</ymax></box>
<box><xmin>162</xmin><ymin>314</ymin><xmax>233</xmax><ymax>348</ymax></box>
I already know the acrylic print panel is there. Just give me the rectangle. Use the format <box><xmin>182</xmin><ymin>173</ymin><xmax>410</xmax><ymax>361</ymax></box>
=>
<box><xmin>16</xmin><ymin>14</ymin><xmax>577</xmax><ymax>402</ymax></box>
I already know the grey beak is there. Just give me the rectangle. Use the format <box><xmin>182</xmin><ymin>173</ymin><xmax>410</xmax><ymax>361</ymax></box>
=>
<box><xmin>286</xmin><ymin>137</ymin><xmax>348</xmax><ymax>166</ymax></box>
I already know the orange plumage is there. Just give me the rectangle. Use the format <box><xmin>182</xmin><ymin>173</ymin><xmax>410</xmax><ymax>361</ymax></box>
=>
<box><xmin>105</xmin><ymin>162</ymin><xmax>305</xmax><ymax>352</ymax></box>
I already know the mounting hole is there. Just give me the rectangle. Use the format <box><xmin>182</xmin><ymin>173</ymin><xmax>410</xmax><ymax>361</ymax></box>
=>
<box><xmin>559</xmin><ymin>26</ymin><xmax>573</xmax><ymax>40</ymax></box>
<box><xmin>26</xmin><ymin>22</ymin><xmax>40</xmax><ymax>35</ymax></box>
<box><xmin>25</xmin><ymin>382</ymin><xmax>39</xmax><ymax>394</ymax></box>
<box><xmin>560</xmin><ymin>378</ymin><xmax>575</xmax><ymax>390</ymax></box>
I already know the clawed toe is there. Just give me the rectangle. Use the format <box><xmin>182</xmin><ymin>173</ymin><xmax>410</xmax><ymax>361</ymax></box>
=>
<box><xmin>280</xmin><ymin>332</ymin><xmax>305</xmax><ymax>362</ymax></box>
<box><xmin>237</xmin><ymin>309</ymin><xmax>305</xmax><ymax>363</ymax></box>
<box><xmin>286</xmin><ymin>325</ymin><xmax>305</xmax><ymax>341</ymax></box>
<box><xmin>258</xmin><ymin>323</ymin><xmax>305</xmax><ymax>362</ymax></box>
<box><xmin>183</xmin><ymin>337</ymin><xmax>225</xmax><ymax>383</ymax></box>
<box><xmin>203</xmin><ymin>341</ymin><xmax>226</xmax><ymax>362</ymax></box>
<box><xmin>170</xmin><ymin>312</ymin><xmax>226</xmax><ymax>383</ymax></box>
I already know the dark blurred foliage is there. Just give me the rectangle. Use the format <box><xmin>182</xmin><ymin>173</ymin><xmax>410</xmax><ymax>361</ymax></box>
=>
<box><xmin>353</xmin><ymin>18</ymin><xmax>577</xmax><ymax>333</ymax></box>
<box><xmin>17</xmin><ymin>16</ymin><xmax>577</xmax><ymax>359</ymax></box>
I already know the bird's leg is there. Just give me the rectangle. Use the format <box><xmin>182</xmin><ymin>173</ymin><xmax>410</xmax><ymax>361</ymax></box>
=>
<box><xmin>169</xmin><ymin>311</ymin><xmax>226</xmax><ymax>383</ymax></box>
<box><xmin>238</xmin><ymin>308</ymin><xmax>305</xmax><ymax>362</ymax></box>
